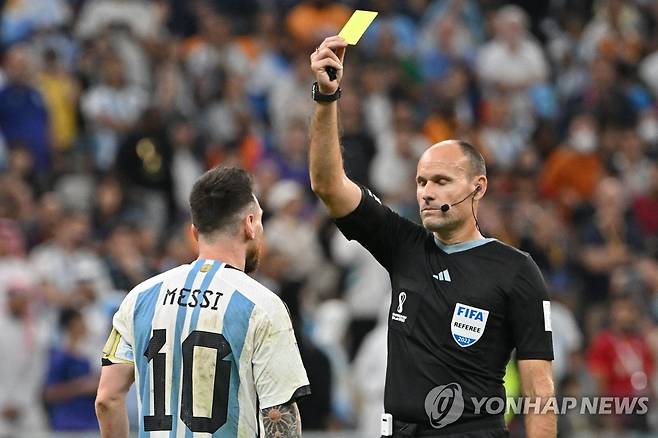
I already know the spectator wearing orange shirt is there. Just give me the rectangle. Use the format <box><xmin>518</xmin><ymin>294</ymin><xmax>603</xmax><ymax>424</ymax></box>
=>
<box><xmin>539</xmin><ymin>113</ymin><xmax>603</xmax><ymax>212</ymax></box>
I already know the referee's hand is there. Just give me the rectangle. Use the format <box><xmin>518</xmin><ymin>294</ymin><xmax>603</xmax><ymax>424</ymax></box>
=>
<box><xmin>310</xmin><ymin>36</ymin><xmax>347</xmax><ymax>95</ymax></box>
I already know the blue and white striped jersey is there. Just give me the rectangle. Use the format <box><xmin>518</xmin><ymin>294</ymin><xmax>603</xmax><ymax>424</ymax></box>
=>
<box><xmin>102</xmin><ymin>259</ymin><xmax>310</xmax><ymax>437</ymax></box>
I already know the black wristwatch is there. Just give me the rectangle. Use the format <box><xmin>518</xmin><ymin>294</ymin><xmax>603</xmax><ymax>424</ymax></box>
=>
<box><xmin>312</xmin><ymin>82</ymin><xmax>341</xmax><ymax>102</ymax></box>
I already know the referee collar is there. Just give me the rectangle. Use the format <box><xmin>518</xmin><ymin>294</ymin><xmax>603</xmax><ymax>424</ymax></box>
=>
<box><xmin>434</xmin><ymin>236</ymin><xmax>497</xmax><ymax>254</ymax></box>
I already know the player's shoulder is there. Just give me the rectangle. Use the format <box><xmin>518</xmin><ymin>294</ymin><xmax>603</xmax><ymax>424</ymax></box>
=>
<box><xmin>220</xmin><ymin>267</ymin><xmax>288</xmax><ymax>314</ymax></box>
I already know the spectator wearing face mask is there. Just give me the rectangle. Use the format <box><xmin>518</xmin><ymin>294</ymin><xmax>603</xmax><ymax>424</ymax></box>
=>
<box><xmin>539</xmin><ymin>113</ymin><xmax>604</xmax><ymax>213</ymax></box>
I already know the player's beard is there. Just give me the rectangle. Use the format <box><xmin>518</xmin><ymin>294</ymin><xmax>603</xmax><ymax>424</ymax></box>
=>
<box><xmin>244</xmin><ymin>240</ymin><xmax>262</xmax><ymax>274</ymax></box>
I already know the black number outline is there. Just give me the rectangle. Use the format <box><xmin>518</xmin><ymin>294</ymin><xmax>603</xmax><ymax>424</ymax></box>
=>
<box><xmin>144</xmin><ymin>330</ymin><xmax>232</xmax><ymax>433</ymax></box>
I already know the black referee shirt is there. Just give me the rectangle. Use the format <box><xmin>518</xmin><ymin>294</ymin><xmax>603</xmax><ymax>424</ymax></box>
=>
<box><xmin>335</xmin><ymin>186</ymin><xmax>554</xmax><ymax>430</ymax></box>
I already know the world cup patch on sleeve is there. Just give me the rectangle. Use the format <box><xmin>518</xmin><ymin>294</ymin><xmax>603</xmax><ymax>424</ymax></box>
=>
<box><xmin>451</xmin><ymin>303</ymin><xmax>489</xmax><ymax>347</ymax></box>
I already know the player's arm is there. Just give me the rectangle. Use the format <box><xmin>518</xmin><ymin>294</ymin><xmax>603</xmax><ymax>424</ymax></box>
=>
<box><xmin>95</xmin><ymin>362</ymin><xmax>134</xmax><ymax>438</ymax></box>
<box><xmin>261</xmin><ymin>401</ymin><xmax>302</xmax><ymax>438</ymax></box>
<box><xmin>518</xmin><ymin>359</ymin><xmax>556</xmax><ymax>438</ymax></box>
<box><xmin>309</xmin><ymin>35</ymin><xmax>362</xmax><ymax>218</ymax></box>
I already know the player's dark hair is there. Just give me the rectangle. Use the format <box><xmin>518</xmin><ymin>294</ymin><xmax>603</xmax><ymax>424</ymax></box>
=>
<box><xmin>189</xmin><ymin>166</ymin><xmax>255</xmax><ymax>235</ymax></box>
<box><xmin>456</xmin><ymin>141</ymin><xmax>487</xmax><ymax>177</ymax></box>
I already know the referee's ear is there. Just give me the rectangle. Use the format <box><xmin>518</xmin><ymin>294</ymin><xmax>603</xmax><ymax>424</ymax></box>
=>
<box><xmin>474</xmin><ymin>176</ymin><xmax>487</xmax><ymax>200</ymax></box>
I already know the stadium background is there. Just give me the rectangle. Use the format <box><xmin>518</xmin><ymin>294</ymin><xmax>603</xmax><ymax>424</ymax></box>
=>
<box><xmin>1</xmin><ymin>0</ymin><xmax>658</xmax><ymax>436</ymax></box>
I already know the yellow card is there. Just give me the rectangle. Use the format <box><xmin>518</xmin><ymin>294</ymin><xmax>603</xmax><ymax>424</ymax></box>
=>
<box><xmin>338</xmin><ymin>10</ymin><xmax>378</xmax><ymax>45</ymax></box>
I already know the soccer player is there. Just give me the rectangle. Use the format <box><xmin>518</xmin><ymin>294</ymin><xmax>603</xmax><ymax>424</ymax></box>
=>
<box><xmin>95</xmin><ymin>167</ymin><xmax>310</xmax><ymax>437</ymax></box>
<box><xmin>309</xmin><ymin>37</ymin><xmax>555</xmax><ymax>437</ymax></box>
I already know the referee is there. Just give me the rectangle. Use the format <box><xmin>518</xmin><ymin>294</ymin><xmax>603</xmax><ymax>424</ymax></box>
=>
<box><xmin>308</xmin><ymin>36</ymin><xmax>555</xmax><ymax>437</ymax></box>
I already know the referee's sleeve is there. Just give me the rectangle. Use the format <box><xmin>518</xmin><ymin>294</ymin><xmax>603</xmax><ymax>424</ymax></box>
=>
<box><xmin>507</xmin><ymin>256</ymin><xmax>554</xmax><ymax>361</ymax></box>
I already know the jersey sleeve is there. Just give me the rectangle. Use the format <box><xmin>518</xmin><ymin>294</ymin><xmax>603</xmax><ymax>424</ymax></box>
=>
<box><xmin>102</xmin><ymin>327</ymin><xmax>134</xmax><ymax>365</ymax></box>
<box><xmin>252</xmin><ymin>297</ymin><xmax>310</xmax><ymax>409</ymax></box>
<box><xmin>102</xmin><ymin>294</ymin><xmax>136</xmax><ymax>365</ymax></box>
<box><xmin>333</xmin><ymin>185</ymin><xmax>424</xmax><ymax>271</ymax></box>
<box><xmin>507</xmin><ymin>256</ymin><xmax>554</xmax><ymax>361</ymax></box>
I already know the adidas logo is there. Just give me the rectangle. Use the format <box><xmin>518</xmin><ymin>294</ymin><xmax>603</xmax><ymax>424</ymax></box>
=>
<box><xmin>433</xmin><ymin>269</ymin><xmax>451</xmax><ymax>282</ymax></box>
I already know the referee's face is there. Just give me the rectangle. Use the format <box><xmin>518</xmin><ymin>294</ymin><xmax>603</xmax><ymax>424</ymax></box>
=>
<box><xmin>416</xmin><ymin>142</ymin><xmax>474</xmax><ymax>232</ymax></box>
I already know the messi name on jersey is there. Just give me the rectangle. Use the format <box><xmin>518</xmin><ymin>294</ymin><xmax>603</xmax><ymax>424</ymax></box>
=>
<box><xmin>162</xmin><ymin>287</ymin><xmax>224</xmax><ymax>310</ymax></box>
<box><xmin>451</xmin><ymin>303</ymin><xmax>489</xmax><ymax>348</ymax></box>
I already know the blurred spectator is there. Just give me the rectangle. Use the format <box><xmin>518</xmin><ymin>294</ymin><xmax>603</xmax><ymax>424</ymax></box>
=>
<box><xmin>331</xmin><ymin>230</ymin><xmax>390</xmax><ymax>360</ymax></box>
<box><xmin>577</xmin><ymin>178</ymin><xmax>645</xmax><ymax>304</ymax></box>
<box><xmin>285</xmin><ymin>0</ymin><xmax>351</xmax><ymax>49</ymax></box>
<box><xmin>371</xmin><ymin>123</ymin><xmax>426</xmax><ymax>204</ymax></box>
<box><xmin>269</xmin><ymin>55</ymin><xmax>315</xmax><ymax>143</ymax></box>
<box><xmin>418</xmin><ymin>15</ymin><xmax>468</xmax><ymax>82</ymax></box>
<box><xmin>579</xmin><ymin>0</ymin><xmax>644</xmax><ymax>63</ymax></box>
<box><xmin>38</xmin><ymin>48</ymin><xmax>79</xmax><ymax>153</ymax></box>
<box><xmin>0</xmin><ymin>283</ymin><xmax>47</xmax><ymax>436</ymax></box>
<box><xmin>0</xmin><ymin>44</ymin><xmax>51</xmax><ymax>173</ymax></box>
<box><xmin>76</xmin><ymin>0</ymin><xmax>162</xmax><ymax>40</ymax></box>
<box><xmin>352</xmin><ymin>307</ymin><xmax>388</xmax><ymax>438</ymax></box>
<box><xmin>169</xmin><ymin>117</ymin><xmax>204</xmax><ymax>214</ymax></box>
<box><xmin>418</xmin><ymin>0</ymin><xmax>484</xmax><ymax>62</ymax></box>
<box><xmin>296</xmin><ymin>330</ymin><xmax>333</xmax><ymax>430</ymax></box>
<box><xmin>587</xmin><ymin>293</ymin><xmax>654</xmax><ymax>432</ymax></box>
<box><xmin>116</xmin><ymin>108</ymin><xmax>174</xmax><ymax>236</ymax></box>
<box><xmin>30</xmin><ymin>210</ymin><xmax>112</xmax><ymax>308</ymax></box>
<box><xmin>566</xmin><ymin>57</ymin><xmax>636</xmax><ymax>130</ymax></box>
<box><xmin>1</xmin><ymin>0</ymin><xmax>71</xmax><ymax>45</ymax></box>
<box><xmin>265</xmin><ymin>180</ymin><xmax>323</xmax><ymax>283</ymax></box>
<box><xmin>338</xmin><ymin>91</ymin><xmax>377</xmax><ymax>187</ymax></box>
<box><xmin>103</xmin><ymin>224</ymin><xmax>153</xmax><ymax>292</ymax></box>
<box><xmin>360</xmin><ymin>0</ymin><xmax>417</xmax><ymax>57</ymax></box>
<box><xmin>608</xmin><ymin>126</ymin><xmax>654</xmax><ymax>196</ymax></box>
<box><xmin>550</xmin><ymin>299</ymin><xmax>583</xmax><ymax>387</ymax></box>
<box><xmin>539</xmin><ymin>113</ymin><xmax>604</xmax><ymax>212</ymax></box>
<box><xmin>91</xmin><ymin>175</ymin><xmax>128</xmax><ymax>240</ymax></box>
<box><xmin>270</xmin><ymin>119</ymin><xmax>312</xmax><ymax>187</ymax></box>
<box><xmin>476</xmin><ymin>5</ymin><xmax>548</xmax><ymax>94</ymax></box>
<box><xmin>633</xmin><ymin>161</ymin><xmax>658</xmax><ymax>248</ymax></box>
<box><xmin>81</xmin><ymin>53</ymin><xmax>148</xmax><ymax>170</ymax></box>
<box><xmin>476</xmin><ymin>94</ymin><xmax>531</xmax><ymax>172</ymax></box>
<box><xmin>180</xmin><ymin>8</ymin><xmax>248</xmax><ymax>91</ymax></box>
<box><xmin>43</xmin><ymin>309</ymin><xmax>99</xmax><ymax>432</ymax></box>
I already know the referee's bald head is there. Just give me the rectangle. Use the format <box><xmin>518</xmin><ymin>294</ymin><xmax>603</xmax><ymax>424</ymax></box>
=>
<box><xmin>189</xmin><ymin>166</ymin><xmax>257</xmax><ymax>237</ymax></box>
<box><xmin>425</xmin><ymin>140</ymin><xmax>487</xmax><ymax>178</ymax></box>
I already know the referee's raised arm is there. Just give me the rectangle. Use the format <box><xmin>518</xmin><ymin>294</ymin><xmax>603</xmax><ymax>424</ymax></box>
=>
<box><xmin>308</xmin><ymin>36</ymin><xmax>362</xmax><ymax>218</ymax></box>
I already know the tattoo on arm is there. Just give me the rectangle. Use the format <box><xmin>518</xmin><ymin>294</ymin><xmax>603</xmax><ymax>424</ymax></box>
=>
<box><xmin>261</xmin><ymin>402</ymin><xmax>302</xmax><ymax>438</ymax></box>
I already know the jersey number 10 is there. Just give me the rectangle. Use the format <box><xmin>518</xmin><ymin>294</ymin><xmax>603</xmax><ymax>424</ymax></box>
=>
<box><xmin>144</xmin><ymin>329</ymin><xmax>232</xmax><ymax>433</ymax></box>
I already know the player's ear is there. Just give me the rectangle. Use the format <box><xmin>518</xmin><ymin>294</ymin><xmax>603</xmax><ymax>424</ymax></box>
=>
<box><xmin>244</xmin><ymin>213</ymin><xmax>256</xmax><ymax>241</ymax></box>
<box><xmin>190</xmin><ymin>223</ymin><xmax>199</xmax><ymax>242</ymax></box>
